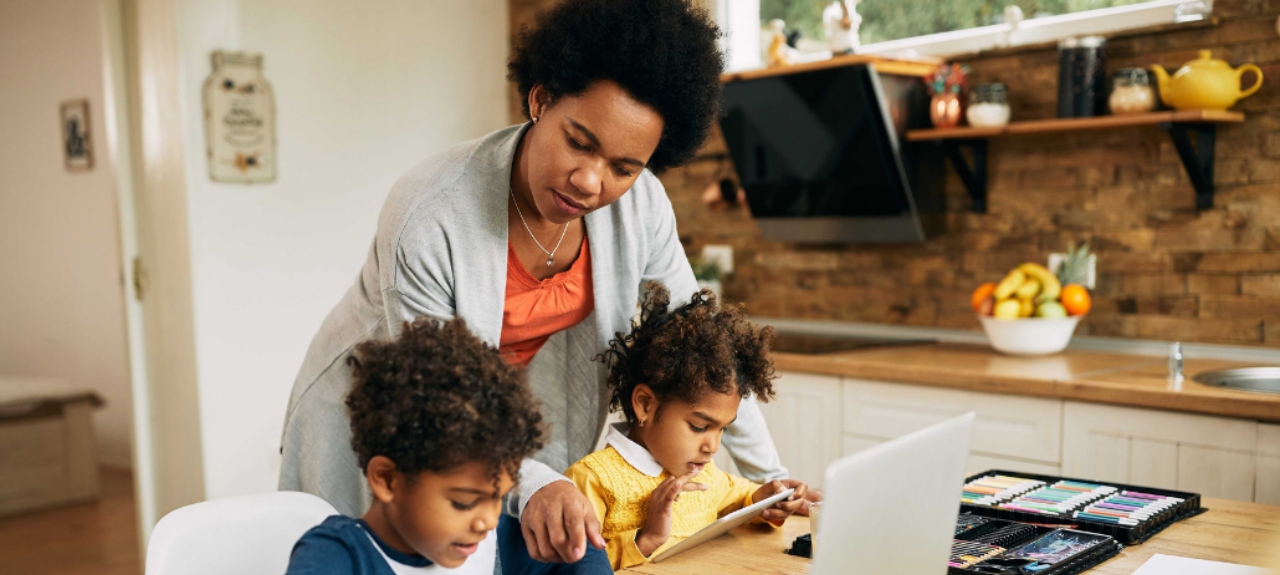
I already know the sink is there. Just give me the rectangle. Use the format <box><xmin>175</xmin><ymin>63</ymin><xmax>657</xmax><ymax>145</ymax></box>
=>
<box><xmin>1192</xmin><ymin>367</ymin><xmax>1280</xmax><ymax>395</ymax></box>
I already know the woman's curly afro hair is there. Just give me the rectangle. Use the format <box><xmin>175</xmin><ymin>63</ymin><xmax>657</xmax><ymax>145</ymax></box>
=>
<box><xmin>346</xmin><ymin>317</ymin><xmax>545</xmax><ymax>487</ymax></box>
<box><xmin>508</xmin><ymin>0</ymin><xmax>724</xmax><ymax>173</ymax></box>
<box><xmin>597</xmin><ymin>282</ymin><xmax>776</xmax><ymax>425</ymax></box>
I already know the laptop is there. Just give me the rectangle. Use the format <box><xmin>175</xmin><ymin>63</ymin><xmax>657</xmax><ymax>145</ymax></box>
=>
<box><xmin>811</xmin><ymin>412</ymin><xmax>977</xmax><ymax>575</ymax></box>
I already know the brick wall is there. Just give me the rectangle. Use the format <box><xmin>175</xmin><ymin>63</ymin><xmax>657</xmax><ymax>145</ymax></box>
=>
<box><xmin>510</xmin><ymin>0</ymin><xmax>1280</xmax><ymax>346</ymax></box>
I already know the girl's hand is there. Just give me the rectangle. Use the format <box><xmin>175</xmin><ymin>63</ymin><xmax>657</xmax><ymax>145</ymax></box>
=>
<box><xmin>795</xmin><ymin>487</ymin><xmax>824</xmax><ymax>516</ymax></box>
<box><xmin>636</xmin><ymin>470</ymin><xmax>708</xmax><ymax>556</ymax></box>
<box><xmin>753</xmin><ymin>479</ymin><xmax>808</xmax><ymax>524</ymax></box>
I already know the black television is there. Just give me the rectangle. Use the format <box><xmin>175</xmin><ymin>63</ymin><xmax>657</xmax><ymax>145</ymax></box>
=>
<box><xmin>719</xmin><ymin>64</ymin><xmax>944</xmax><ymax>243</ymax></box>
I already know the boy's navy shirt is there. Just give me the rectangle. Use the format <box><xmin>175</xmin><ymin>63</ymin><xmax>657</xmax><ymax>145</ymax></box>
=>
<box><xmin>286</xmin><ymin>515</ymin><xmax>434</xmax><ymax>575</ymax></box>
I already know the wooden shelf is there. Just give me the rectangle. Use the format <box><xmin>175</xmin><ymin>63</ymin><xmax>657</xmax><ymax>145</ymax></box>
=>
<box><xmin>906</xmin><ymin>109</ymin><xmax>1244</xmax><ymax>141</ymax></box>
<box><xmin>906</xmin><ymin>110</ymin><xmax>1245</xmax><ymax>213</ymax></box>
<box><xmin>721</xmin><ymin>53</ymin><xmax>942</xmax><ymax>83</ymax></box>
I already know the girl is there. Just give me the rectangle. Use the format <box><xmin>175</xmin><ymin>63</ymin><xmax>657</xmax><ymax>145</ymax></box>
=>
<box><xmin>564</xmin><ymin>283</ymin><xmax>808</xmax><ymax>569</ymax></box>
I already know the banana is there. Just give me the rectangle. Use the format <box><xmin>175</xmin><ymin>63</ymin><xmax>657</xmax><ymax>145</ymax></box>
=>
<box><xmin>1018</xmin><ymin>262</ymin><xmax>1062</xmax><ymax>303</ymax></box>
<box><xmin>1014</xmin><ymin>278</ymin><xmax>1041</xmax><ymax>300</ymax></box>
<box><xmin>1018</xmin><ymin>298</ymin><xmax>1035</xmax><ymax>317</ymax></box>
<box><xmin>993</xmin><ymin>269</ymin><xmax>1026</xmax><ymax>300</ymax></box>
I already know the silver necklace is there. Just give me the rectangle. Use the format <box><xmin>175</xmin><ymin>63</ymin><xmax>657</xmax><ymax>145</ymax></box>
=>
<box><xmin>510</xmin><ymin>189</ymin><xmax>569</xmax><ymax>267</ymax></box>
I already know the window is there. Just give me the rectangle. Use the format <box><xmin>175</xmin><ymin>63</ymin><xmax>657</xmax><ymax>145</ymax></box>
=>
<box><xmin>718</xmin><ymin>0</ymin><xmax>1214</xmax><ymax>71</ymax></box>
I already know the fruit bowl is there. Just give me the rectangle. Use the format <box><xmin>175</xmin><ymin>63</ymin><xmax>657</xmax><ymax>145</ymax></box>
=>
<box><xmin>979</xmin><ymin>315</ymin><xmax>1082</xmax><ymax>356</ymax></box>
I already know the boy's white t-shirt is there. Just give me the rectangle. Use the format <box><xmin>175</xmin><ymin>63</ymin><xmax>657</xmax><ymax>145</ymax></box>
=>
<box><xmin>360</xmin><ymin>526</ymin><xmax>496</xmax><ymax>575</ymax></box>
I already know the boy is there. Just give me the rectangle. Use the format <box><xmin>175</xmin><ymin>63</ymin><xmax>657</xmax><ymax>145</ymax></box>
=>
<box><xmin>285</xmin><ymin>318</ymin><xmax>545</xmax><ymax>574</ymax></box>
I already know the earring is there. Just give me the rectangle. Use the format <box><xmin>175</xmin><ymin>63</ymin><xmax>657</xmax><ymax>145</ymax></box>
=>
<box><xmin>638</xmin><ymin>419</ymin><xmax>645</xmax><ymax>428</ymax></box>
<box><xmin>532</xmin><ymin>116</ymin><xmax>539</xmax><ymax>123</ymax></box>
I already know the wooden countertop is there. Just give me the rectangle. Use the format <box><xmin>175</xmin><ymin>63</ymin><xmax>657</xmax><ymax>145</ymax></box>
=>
<box><xmin>619</xmin><ymin>498</ymin><xmax>1280</xmax><ymax>575</ymax></box>
<box><xmin>772</xmin><ymin>344</ymin><xmax>1280</xmax><ymax>422</ymax></box>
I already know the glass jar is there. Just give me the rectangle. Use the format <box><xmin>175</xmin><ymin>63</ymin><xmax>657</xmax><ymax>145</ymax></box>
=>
<box><xmin>1058</xmin><ymin>36</ymin><xmax>1107</xmax><ymax>118</ymax></box>
<box><xmin>809</xmin><ymin>501</ymin><xmax>823</xmax><ymax>556</ymax></box>
<box><xmin>967</xmin><ymin>83</ymin><xmax>1010</xmax><ymax>128</ymax></box>
<box><xmin>1109</xmin><ymin>68</ymin><xmax>1156</xmax><ymax>115</ymax></box>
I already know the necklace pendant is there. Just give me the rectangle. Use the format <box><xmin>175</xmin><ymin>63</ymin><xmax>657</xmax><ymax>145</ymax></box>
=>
<box><xmin>546</xmin><ymin>256</ymin><xmax>555</xmax><ymax>267</ymax></box>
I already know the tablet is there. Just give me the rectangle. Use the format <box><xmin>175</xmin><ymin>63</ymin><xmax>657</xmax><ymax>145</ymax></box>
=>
<box><xmin>651</xmin><ymin>487</ymin><xmax>796</xmax><ymax>563</ymax></box>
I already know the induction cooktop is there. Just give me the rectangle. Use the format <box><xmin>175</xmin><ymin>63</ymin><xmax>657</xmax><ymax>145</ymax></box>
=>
<box><xmin>770</xmin><ymin>333</ymin><xmax>936</xmax><ymax>355</ymax></box>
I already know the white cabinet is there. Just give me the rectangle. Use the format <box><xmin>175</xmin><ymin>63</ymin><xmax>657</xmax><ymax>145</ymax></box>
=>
<box><xmin>1258</xmin><ymin>423</ymin><xmax>1280</xmax><ymax>505</ymax></box>
<box><xmin>756</xmin><ymin>371</ymin><xmax>843</xmax><ymax>488</ymax></box>
<box><xmin>842</xmin><ymin>379</ymin><xmax>1063</xmax><ymax>470</ymax></box>
<box><xmin>1062</xmin><ymin>401</ymin><xmax>1259</xmax><ymax>501</ymax></box>
<box><xmin>759</xmin><ymin>371</ymin><xmax>1274</xmax><ymax>504</ymax></box>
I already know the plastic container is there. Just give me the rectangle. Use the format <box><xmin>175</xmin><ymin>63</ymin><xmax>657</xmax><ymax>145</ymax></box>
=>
<box><xmin>978</xmin><ymin>315</ymin><xmax>1081</xmax><ymax>355</ymax></box>
<box><xmin>960</xmin><ymin>470</ymin><xmax>1205</xmax><ymax>545</ymax></box>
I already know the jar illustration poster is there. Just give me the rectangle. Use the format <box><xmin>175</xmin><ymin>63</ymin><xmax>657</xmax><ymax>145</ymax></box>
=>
<box><xmin>203</xmin><ymin>51</ymin><xmax>276</xmax><ymax>183</ymax></box>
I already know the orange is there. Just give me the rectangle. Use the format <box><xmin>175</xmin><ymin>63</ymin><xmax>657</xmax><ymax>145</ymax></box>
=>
<box><xmin>971</xmin><ymin>282</ymin><xmax>996</xmax><ymax>312</ymax></box>
<box><xmin>1061</xmin><ymin>284</ymin><xmax>1091</xmax><ymax>316</ymax></box>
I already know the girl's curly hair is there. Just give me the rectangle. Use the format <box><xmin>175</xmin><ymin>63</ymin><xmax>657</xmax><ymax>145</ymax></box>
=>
<box><xmin>507</xmin><ymin>0</ymin><xmax>724</xmax><ymax>173</ymax></box>
<box><xmin>597</xmin><ymin>282</ymin><xmax>776</xmax><ymax>424</ymax></box>
<box><xmin>345</xmin><ymin>318</ymin><xmax>545</xmax><ymax>489</ymax></box>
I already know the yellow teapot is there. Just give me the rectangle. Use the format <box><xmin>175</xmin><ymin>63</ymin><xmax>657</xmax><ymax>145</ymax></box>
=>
<box><xmin>1151</xmin><ymin>50</ymin><xmax>1263</xmax><ymax>111</ymax></box>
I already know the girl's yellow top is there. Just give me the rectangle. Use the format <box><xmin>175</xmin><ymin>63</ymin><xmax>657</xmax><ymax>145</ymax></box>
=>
<box><xmin>563</xmin><ymin>424</ymin><xmax>776</xmax><ymax>570</ymax></box>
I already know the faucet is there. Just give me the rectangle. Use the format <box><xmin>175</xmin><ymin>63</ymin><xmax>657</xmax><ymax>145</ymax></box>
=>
<box><xmin>1168</xmin><ymin>342</ymin><xmax>1184</xmax><ymax>384</ymax></box>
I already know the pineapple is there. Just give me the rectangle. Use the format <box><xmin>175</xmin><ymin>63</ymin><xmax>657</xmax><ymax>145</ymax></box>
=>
<box><xmin>1056</xmin><ymin>242</ymin><xmax>1091</xmax><ymax>286</ymax></box>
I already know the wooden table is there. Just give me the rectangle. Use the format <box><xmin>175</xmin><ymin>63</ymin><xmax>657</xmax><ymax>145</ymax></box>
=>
<box><xmin>619</xmin><ymin>498</ymin><xmax>1280</xmax><ymax>574</ymax></box>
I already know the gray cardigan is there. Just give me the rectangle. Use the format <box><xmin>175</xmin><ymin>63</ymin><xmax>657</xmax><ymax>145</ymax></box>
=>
<box><xmin>278</xmin><ymin>123</ymin><xmax>787</xmax><ymax>517</ymax></box>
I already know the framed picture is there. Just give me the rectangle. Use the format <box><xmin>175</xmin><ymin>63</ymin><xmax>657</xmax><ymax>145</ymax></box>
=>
<box><xmin>60</xmin><ymin>99</ymin><xmax>93</xmax><ymax>172</ymax></box>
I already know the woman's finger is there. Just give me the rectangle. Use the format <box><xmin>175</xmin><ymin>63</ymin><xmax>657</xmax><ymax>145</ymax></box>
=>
<box><xmin>523</xmin><ymin>519</ymin><xmax>557</xmax><ymax>563</ymax></box>
<box><xmin>561</xmin><ymin>502</ymin><xmax>588</xmax><ymax>561</ymax></box>
<box><xmin>546</xmin><ymin>505</ymin><xmax>572</xmax><ymax>562</ymax></box>
<box><xmin>584</xmin><ymin>504</ymin><xmax>606</xmax><ymax>549</ymax></box>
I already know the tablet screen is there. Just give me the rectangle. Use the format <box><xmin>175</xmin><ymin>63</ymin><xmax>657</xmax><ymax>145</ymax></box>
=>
<box><xmin>652</xmin><ymin>487</ymin><xmax>796</xmax><ymax>563</ymax></box>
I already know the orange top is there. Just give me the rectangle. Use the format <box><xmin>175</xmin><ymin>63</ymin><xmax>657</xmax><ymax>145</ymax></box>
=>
<box><xmin>499</xmin><ymin>238</ymin><xmax>594</xmax><ymax>367</ymax></box>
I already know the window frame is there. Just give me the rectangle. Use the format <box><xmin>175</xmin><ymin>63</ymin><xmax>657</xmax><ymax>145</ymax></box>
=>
<box><xmin>720</xmin><ymin>0</ymin><xmax>1212</xmax><ymax>71</ymax></box>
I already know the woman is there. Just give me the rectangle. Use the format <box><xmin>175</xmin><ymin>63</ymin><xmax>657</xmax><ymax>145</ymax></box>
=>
<box><xmin>280</xmin><ymin>0</ymin><xmax>791</xmax><ymax>572</ymax></box>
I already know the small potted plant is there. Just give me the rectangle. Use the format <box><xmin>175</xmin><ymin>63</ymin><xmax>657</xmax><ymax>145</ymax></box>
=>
<box><xmin>690</xmin><ymin>257</ymin><xmax>723</xmax><ymax>302</ymax></box>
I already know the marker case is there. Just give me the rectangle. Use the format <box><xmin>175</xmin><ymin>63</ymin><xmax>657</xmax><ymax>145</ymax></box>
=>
<box><xmin>960</xmin><ymin>470</ymin><xmax>1205</xmax><ymax>544</ymax></box>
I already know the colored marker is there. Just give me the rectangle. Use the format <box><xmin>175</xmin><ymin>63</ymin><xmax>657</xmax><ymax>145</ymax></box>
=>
<box><xmin>1123</xmin><ymin>490</ymin><xmax>1184</xmax><ymax>502</ymax></box>
<box><xmin>1074</xmin><ymin>511</ymin><xmax>1139</xmax><ymax>525</ymax></box>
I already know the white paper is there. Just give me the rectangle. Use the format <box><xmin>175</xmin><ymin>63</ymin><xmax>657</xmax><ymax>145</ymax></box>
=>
<box><xmin>1130</xmin><ymin>554</ymin><xmax>1274</xmax><ymax>575</ymax></box>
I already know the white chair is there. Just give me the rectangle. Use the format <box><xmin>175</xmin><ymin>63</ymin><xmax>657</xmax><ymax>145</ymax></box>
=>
<box><xmin>145</xmin><ymin>491</ymin><xmax>338</xmax><ymax>575</ymax></box>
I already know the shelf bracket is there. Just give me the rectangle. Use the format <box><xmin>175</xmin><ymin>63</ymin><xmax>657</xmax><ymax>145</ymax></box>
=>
<box><xmin>941</xmin><ymin>139</ymin><xmax>988</xmax><ymax>213</ymax></box>
<box><xmin>1162</xmin><ymin>122</ymin><xmax>1216</xmax><ymax>210</ymax></box>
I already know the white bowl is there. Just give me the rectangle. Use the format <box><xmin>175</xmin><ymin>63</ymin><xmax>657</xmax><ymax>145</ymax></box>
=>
<box><xmin>978</xmin><ymin>315</ymin><xmax>1082</xmax><ymax>356</ymax></box>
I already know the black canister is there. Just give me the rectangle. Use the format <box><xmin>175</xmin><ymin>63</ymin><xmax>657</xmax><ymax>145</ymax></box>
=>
<box><xmin>1058</xmin><ymin>36</ymin><xmax>1107</xmax><ymax>118</ymax></box>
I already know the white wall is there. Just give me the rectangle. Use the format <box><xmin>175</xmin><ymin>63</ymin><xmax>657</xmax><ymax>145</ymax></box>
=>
<box><xmin>172</xmin><ymin>0</ymin><xmax>511</xmax><ymax>499</ymax></box>
<box><xmin>0</xmin><ymin>0</ymin><xmax>134</xmax><ymax>469</ymax></box>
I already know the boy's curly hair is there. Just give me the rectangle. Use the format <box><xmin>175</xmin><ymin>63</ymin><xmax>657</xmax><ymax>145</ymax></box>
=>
<box><xmin>598</xmin><ymin>282</ymin><xmax>776</xmax><ymax>425</ymax></box>
<box><xmin>346</xmin><ymin>318</ymin><xmax>544</xmax><ymax>488</ymax></box>
<box><xmin>507</xmin><ymin>0</ymin><xmax>724</xmax><ymax>173</ymax></box>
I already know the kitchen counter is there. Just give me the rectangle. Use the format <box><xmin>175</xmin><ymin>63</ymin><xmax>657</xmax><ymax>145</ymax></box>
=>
<box><xmin>772</xmin><ymin>343</ymin><xmax>1280</xmax><ymax>422</ymax></box>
